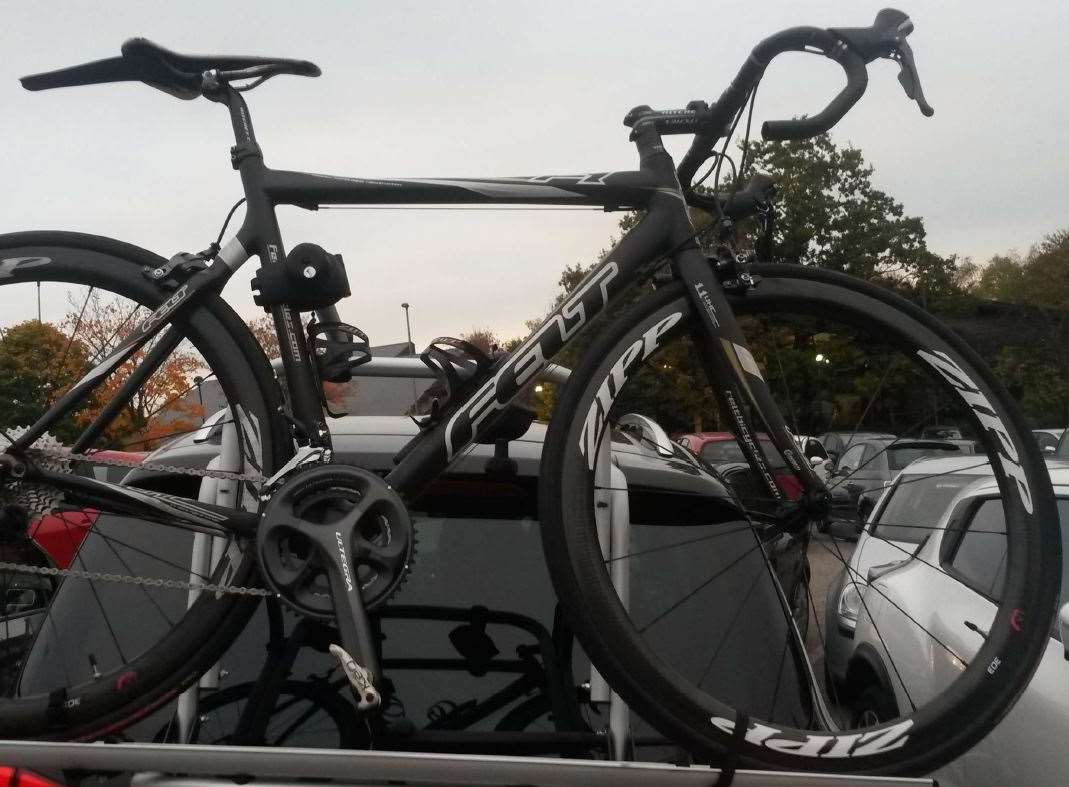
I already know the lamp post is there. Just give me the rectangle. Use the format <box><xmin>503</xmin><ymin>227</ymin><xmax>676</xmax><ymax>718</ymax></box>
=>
<box><xmin>194</xmin><ymin>375</ymin><xmax>205</xmax><ymax>424</ymax></box>
<box><xmin>401</xmin><ymin>303</ymin><xmax>413</xmax><ymax>354</ymax></box>
<box><xmin>401</xmin><ymin>303</ymin><xmax>417</xmax><ymax>405</ymax></box>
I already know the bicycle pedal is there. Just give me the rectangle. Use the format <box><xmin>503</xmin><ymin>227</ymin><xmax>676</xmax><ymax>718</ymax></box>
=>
<box><xmin>329</xmin><ymin>643</ymin><xmax>381</xmax><ymax>713</ymax></box>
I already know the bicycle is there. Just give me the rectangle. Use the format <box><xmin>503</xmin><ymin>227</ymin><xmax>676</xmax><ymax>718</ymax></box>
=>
<box><xmin>0</xmin><ymin>7</ymin><xmax>1059</xmax><ymax>776</ymax></box>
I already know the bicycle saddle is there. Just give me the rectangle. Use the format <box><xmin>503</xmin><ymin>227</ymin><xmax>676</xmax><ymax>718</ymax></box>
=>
<box><xmin>21</xmin><ymin>38</ymin><xmax>320</xmax><ymax>100</ymax></box>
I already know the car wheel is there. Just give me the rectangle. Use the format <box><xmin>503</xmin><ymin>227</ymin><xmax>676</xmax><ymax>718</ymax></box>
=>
<box><xmin>849</xmin><ymin>684</ymin><xmax>898</xmax><ymax>728</ymax></box>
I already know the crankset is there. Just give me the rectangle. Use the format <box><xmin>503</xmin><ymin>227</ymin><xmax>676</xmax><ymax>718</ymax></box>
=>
<box><xmin>257</xmin><ymin>464</ymin><xmax>414</xmax><ymax>694</ymax></box>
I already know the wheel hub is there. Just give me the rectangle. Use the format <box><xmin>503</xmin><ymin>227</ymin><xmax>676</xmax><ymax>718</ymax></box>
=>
<box><xmin>258</xmin><ymin>464</ymin><xmax>414</xmax><ymax>618</ymax></box>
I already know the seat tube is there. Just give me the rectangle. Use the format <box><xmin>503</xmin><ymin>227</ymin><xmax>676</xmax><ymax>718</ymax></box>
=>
<box><xmin>226</xmin><ymin>87</ymin><xmax>332</xmax><ymax>449</ymax></box>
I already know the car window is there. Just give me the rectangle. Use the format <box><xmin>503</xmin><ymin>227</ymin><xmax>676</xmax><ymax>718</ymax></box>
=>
<box><xmin>948</xmin><ymin>499</ymin><xmax>1007</xmax><ymax>601</ymax></box>
<box><xmin>1034</xmin><ymin>432</ymin><xmax>1058</xmax><ymax>451</ymax></box>
<box><xmin>887</xmin><ymin>446</ymin><xmax>958</xmax><ymax>471</ymax></box>
<box><xmin>700</xmin><ymin>439</ymin><xmax>786</xmax><ymax>471</ymax></box>
<box><xmin>947</xmin><ymin>498</ymin><xmax>1069</xmax><ymax>609</ymax></box>
<box><xmin>837</xmin><ymin>445</ymin><xmax>865</xmax><ymax>472</ymax></box>
<box><xmin>873</xmin><ymin>473</ymin><xmax>978</xmax><ymax>544</ymax></box>
<box><xmin>700</xmin><ymin>441</ymin><xmax>746</xmax><ymax>464</ymax></box>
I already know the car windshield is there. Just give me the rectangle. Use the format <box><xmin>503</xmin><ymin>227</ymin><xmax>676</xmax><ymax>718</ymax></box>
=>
<box><xmin>873</xmin><ymin>472</ymin><xmax>979</xmax><ymax>544</ymax></box>
<box><xmin>700</xmin><ymin>439</ymin><xmax>786</xmax><ymax>470</ymax></box>
<box><xmin>887</xmin><ymin>446</ymin><xmax>958</xmax><ymax>471</ymax></box>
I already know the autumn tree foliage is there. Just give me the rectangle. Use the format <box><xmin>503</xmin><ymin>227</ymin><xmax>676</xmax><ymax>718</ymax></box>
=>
<box><xmin>64</xmin><ymin>291</ymin><xmax>204</xmax><ymax>448</ymax></box>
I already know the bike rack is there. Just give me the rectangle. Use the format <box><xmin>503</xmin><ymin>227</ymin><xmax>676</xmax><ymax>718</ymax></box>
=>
<box><xmin>118</xmin><ymin>352</ymin><xmax>936</xmax><ymax>786</ymax></box>
<box><xmin>0</xmin><ymin>740</ymin><xmax>933</xmax><ymax>786</ymax></box>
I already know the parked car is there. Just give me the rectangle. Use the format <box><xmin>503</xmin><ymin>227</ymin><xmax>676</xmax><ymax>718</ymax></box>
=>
<box><xmin>817</xmin><ymin>431</ymin><xmax>896</xmax><ymax>463</ymax></box>
<box><xmin>847</xmin><ymin>459</ymin><xmax>1069</xmax><ymax>787</ymax></box>
<box><xmin>823</xmin><ymin>455</ymin><xmax>995</xmax><ymax>691</ymax></box>
<box><xmin>675</xmin><ymin>431</ymin><xmax>803</xmax><ymax>499</ymax></box>
<box><xmin>22</xmin><ymin>411</ymin><xmax>817</xmax><ymax>756</ymax></box>
<box><xmin>826</xmin><ymin>438</ymin><xmax>966</xmax><ymax>518</ymax></box>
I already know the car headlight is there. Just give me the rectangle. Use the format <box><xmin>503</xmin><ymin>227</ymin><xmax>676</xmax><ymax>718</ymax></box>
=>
<box><xmin>837</xmin><ymin>581</ymin><xmax>865</xmax><ymax>631</ymax></box>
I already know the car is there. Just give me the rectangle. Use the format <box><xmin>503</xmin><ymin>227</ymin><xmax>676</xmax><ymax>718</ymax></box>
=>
<box><xmin>22</xmin><ymin>411</ymin><xmax>817</xmax><ymax>758</ymax></box>
<box><xmin>826</xmin><ymin>438</ymin><xmax>967</xmax><ymax>519</ymax></box>
<box><xmin>675</xmin><ymin>431</ymin><xmax>803</xmax><ymax>499</ymax></box>
<box><xmin>818</xmin><ymin>431</ymin><xmax>896</xmax><ymax>463</ymax></box>
<box><xmin>822</xmin><ymin>455</ymin><xmax>995</xmax><ymax>692</ymax></box>
<box><xmin>847</xmin><ymin>459</ymin><xmax>1069</xmax><ymax>787</ymax></box>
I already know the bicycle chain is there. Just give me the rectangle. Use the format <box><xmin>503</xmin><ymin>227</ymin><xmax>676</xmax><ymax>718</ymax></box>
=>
<box><xmin>2</xmin><ymin>444</ymin><xmax>271</xmax><ymax>597</ymax></box>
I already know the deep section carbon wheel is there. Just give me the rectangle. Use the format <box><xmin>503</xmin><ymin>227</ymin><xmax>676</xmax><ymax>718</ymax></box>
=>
<box><xmin>0</xmin><ymin>232</ymin><xmax>288</xmax><ymax>739</ymax></box>
<box><xmin>540</xmin><ymin>264</ymin><xmax>1060</xmax><ymax>775</ymax></box>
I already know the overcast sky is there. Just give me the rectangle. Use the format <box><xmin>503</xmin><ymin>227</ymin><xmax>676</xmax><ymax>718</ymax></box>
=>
<box><xmin>3</xmin><ymin>1</ymin><xmax>1067</xmax><ymax>348</ymax></box>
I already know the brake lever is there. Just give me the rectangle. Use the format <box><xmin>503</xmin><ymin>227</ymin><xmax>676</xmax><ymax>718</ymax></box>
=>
<box><xmin>893</xmin><ymin>40</ymin><xmax>934</xmax><ymax>117</ymax></box>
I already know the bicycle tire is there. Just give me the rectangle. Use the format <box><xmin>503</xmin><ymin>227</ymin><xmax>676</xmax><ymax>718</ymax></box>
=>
<box><xmin>168</xmin><ymin>680</ymin><xmax>360</xmax><ymax>748</ymax></box>
<box><xmin>0</xmin><ymin>231</ymin><xmax>289</xmax><ymax>739</ymax></box>
<box><xmin>540</xmin><ymin>264</ymin><xmax>1060</xmax><ymax>775</ymax></box>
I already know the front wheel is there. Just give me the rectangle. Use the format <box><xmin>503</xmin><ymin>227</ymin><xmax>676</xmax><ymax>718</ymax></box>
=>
<box><xmin>540</xmin><ymin>265</ymin><xmax>1060</xmax><ymax>775</ymax></box>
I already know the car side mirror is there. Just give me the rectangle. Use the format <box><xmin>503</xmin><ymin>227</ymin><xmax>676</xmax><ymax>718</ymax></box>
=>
<box><xmin>1045</xmin><ymin>445</ymin><xmax>1056</xmax><ymax>454</ymax></box>
<box><xmin>1060</xmin><ymin>603</ymin><xmax>1069</xmax><ymax>659</ymax></box>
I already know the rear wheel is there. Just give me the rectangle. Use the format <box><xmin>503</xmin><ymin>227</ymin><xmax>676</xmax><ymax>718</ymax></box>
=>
<box><xmin>0</xmin><ymin>232</ymin><xmax>288</xmax><ymax>738</ymax></box>
<box><xmin>540</xmin><ymin>265</ymin><xmax>1060</xmax><ymax>774</ymax></box>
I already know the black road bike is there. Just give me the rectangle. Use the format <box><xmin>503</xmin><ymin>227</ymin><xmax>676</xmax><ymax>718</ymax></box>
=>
<box><xmin>0</xmin><ymin>8</ymin><xmax>1060</xmax><ymax>776</ymax></box>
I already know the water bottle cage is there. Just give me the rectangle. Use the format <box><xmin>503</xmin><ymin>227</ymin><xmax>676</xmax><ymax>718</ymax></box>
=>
<box><xmin>412</xmin><ymin>337</ymin><xmax>495</xmax><ymax>427</ymax></box>
<box><xmin>307</xmin><ymin>321</ymin><xmax>371</xmax><ymax>384</ymax></box>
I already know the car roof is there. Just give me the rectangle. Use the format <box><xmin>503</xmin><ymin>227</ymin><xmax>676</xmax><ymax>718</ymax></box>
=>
<box><xmin>131</xmin><ymin>413</ymin><xmax>743</xmax><ymax>523</ymax></box>
<box><xmin>947</xmin><ymin>458</ymin><xmax>1069</xmax><ymax>497</ymax></box>
<box><xmin>896</xmin><ymin>454</ymin><xmax>992</xmax><ymax>476</ymax></box>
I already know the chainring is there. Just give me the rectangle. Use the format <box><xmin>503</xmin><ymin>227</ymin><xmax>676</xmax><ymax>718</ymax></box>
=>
<box><xmin>257</xmin><ymin>464</ymin><xmax>415</xmax><ymax>618</ymax></box>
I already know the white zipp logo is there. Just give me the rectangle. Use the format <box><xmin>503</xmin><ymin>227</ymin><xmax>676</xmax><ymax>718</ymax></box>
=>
<box><xmin>579</xmin><ymin>311</ymin><xmax>683</xmax><ymax>468</ymax></box>
<box><xmin>917</xmin><ymin>349</ymin><xmax>1033</xmax><ymax>513</ymax></box>
<box><xmin>336</xmin><ymin>531</ymin><xmax>354</xmax><ymax>592</ymax></box>
<box><xmin>710</xmin><ymin>716</ymin><xmax>912</xmax><ymax>758</ymax></box>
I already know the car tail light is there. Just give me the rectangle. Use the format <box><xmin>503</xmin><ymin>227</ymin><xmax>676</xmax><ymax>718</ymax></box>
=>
<box><xmin>0</xmin><ymin>768</ymin><xmax>64</xmax><ymax>787</ymax></box>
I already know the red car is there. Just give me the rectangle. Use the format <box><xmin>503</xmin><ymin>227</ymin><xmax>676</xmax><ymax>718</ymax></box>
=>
<box><xmin>29</xmin><ymin>450</ymin><xmax>147</xmax><ymax>569</ymax></box>
<box><xmin>676</xmin><ymin>432</ymin><xmax>803</xmax><ymax>501</ymax></box>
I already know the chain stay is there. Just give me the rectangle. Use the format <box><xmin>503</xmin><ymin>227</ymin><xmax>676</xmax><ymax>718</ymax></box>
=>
<box><xmin>5</xmin><ymin>447</ymin><xmax>268</xmax><ymax>596</ymax></box>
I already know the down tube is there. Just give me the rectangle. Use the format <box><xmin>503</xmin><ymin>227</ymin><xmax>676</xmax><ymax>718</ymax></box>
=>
<box><xmin>384</xmin><ymin>211</ymin><xmax>673</xmax><ymax>498</ymax></box>
<box><xmin>673</xmin><ymin>248</ymin><xmax>824</xmax><ymax>498</ymax></box>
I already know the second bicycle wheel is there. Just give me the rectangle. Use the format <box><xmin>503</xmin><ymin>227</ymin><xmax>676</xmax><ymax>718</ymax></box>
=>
<box><xmin>0</xmin><ymin>232</ymin><xmax>289</xmax><ymax>739</ymax></box>
<box><xmin>540</xmin><ymin>263</ymin><xmax>1060</xmax><ymax>775</ymax></box>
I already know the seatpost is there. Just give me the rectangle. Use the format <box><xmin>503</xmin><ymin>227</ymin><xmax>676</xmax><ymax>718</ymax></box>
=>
<box><xmin>211</xmin><ymin>82</ymin><xmax>334</xmax><ymax>449</ymax></box>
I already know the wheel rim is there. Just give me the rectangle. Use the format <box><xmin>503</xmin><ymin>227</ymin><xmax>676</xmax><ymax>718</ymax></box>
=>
<box><xmin>0</xmin><ymin>243</ymin><xmax>277</xmax><ymax>737</ymax></box>
<box><xmin>543</xmin><ymin>272</ymin><xmax>1059</xmax><ymax>774</ymax></box>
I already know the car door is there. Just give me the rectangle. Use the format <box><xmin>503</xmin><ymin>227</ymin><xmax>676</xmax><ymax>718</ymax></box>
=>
<box><xmin>930</xmin><ymin>498</ymin><xmax>1069</xmax><ymax>787</ymax></box>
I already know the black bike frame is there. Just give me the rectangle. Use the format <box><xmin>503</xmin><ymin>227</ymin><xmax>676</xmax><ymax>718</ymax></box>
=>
<box><xmin>16</xmin><ymin>85</ymin><xmax>822</xmax><ymax>534</ymax></box>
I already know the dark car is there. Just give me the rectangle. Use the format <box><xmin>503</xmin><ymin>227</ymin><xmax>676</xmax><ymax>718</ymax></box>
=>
<box><xmin>20</xmin><ymin>412</ymin><xmax>816</xmax><ymax>758</ymax></box>
<box><xmin>828</xmin><ymin>438</ymin><xmax>965</xmax><ymax>520</ymax></box>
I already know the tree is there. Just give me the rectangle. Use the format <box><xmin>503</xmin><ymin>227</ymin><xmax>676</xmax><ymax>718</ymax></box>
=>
<box><xmin>529</xmin><ymin>133</ymin><xmax>970</xmax><ymax>433</ymax></box>
<box><xmin>66</xmin><ymin>292</ymin><xmax>204</xmax><ymax>448</ymax></box>
<box><xmin>0</xmin><ymin>321</ymin><xmax>90</xmax><ymax>443</ymax></box>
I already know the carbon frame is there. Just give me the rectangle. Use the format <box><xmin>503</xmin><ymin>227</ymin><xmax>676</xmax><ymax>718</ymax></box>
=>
<box><xmin>14</xmin><ymin>84</ymin><xmax>822</xmax><ymax>534</ymax></box>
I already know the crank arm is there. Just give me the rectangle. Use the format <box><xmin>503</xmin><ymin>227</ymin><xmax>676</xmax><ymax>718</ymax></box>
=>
<box><xmin>323</xmin><ymin>538</ymin><xmax>383</xmax><ymax>688</ymax></box>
